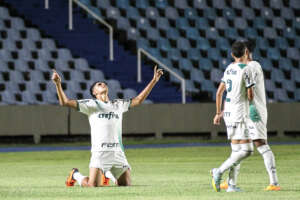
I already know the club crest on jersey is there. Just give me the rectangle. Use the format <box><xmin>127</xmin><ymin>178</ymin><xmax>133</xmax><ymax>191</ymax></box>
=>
<box><xmin>98</xmin><ymin>112</ymin><xmax>119</xmax><ymax>120</ymax></box>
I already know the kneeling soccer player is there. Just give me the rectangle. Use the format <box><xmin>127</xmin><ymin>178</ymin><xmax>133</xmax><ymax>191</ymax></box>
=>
<box><xmin>51</xmin><ymin>66</ymin><xmax>163</xmax><ymax>187</ymax></box>
<box><xmin>211</xmin><ymin>41</ymin><xmax>255</xmax><ymax>192</ymax></box>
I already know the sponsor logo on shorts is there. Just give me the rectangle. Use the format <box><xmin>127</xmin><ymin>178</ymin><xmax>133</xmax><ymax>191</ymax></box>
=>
<box><xmin>101</xmin><ymin>143</ymin><xmax>120</xmax><ymax>148</ymax></box>
<box><xmin>226</xmin><ymin>125</ymin><xmax>237</xmax><ymax>129</ymax></box>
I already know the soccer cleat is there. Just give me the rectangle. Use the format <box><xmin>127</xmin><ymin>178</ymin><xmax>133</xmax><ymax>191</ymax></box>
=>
<box><xmin>100</xmin><ymin>174</ymin><xmax>110</xmax><ymax>186</ymax></box>
<box><xmin>65</xmin><ymin>168</ymin><xmax>78</xmax><ymax>187</ymax></box>
<box><xmin>226</xmin><ymin>185</ymin><xmax>242</xmax><ymax>192</ymax></box>
<box><xmin>220</xmin><ymin>180</ymin><xmax>229</xmax><ymax>190</ymax></box>
<box><xmin>264</xmin><ymin>185</ymin><xmax>281</xmax><ymax>191</ymax></box>
<box><xmin>210</xmin><ymin>168</ymin><xmax>221</xmax><ymax>192</ymax></box>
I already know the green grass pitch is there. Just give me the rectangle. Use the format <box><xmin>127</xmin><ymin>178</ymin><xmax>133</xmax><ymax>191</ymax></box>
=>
<box><xmin>0</xmin><ymin>144</ymin><xmax>299</xmax><ymax>200</ymax></box>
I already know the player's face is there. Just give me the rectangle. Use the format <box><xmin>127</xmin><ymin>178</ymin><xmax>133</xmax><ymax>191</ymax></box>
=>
<box><xmin>93</xmin><ymin>82</ymin><xmax>108</xmax><ymax>96</ymax></box>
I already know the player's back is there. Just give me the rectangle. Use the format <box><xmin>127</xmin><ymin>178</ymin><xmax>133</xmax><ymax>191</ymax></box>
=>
<box><xmin>222</xmin><ymin>63</ymin><xmax>254</xmax><ymax>123</ymax></box>
<box><xmin>248</xmin><ymin>60</ymin><xmax>268</xmax><ymax>123</ymax></box>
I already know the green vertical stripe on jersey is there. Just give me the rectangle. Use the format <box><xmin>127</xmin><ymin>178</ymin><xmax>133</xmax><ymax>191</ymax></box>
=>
<box><xmin>238</xmin><ymin>64</ymin><xmax>247</xmax><ymax>69</ymax></box>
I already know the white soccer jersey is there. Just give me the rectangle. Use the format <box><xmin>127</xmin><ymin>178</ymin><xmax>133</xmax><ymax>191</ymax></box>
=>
<box><xmin>222</xmin><ymin>63</ymin><xmax>255</xmax><ymax>123</ymax></box>
<box><xmin>247</xmin><ymin>61</ymin><xmax>268</xmax><ymax>124</ymax></box>
<box><xmin>77</xmin><ymin>99</ymin><xmax>131</xmax><ymax>152</ymax></box>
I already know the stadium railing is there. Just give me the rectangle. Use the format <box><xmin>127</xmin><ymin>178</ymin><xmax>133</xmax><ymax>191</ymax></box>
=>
<box><xmin>137</xmin><ymin>48</ymin><xmax>186</xmax><ymax>104</ymax></box>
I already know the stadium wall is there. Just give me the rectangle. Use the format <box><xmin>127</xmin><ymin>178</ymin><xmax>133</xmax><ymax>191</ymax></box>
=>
<box><xmin>0</xmin><ymin>103</ymin><xmax>300</xmax><ymax>143</ymax></box>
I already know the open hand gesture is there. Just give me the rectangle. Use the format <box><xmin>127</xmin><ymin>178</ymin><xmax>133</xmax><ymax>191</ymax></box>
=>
<box><xmin>51</xmin><ymin>69</ymin><xmax>61</xmax><ymax>85</ymax></box>
<box><xmin>153</xmin><ymin>65</ymin><xmax>164</xmax><ymax>83</ymax></box>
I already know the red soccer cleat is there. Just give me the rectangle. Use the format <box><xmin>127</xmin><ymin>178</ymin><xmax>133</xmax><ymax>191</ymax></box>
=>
<box><xmin>65</xmin><ymin>168</ymin><xmax>78</xmax><ymax>187</ymax></box>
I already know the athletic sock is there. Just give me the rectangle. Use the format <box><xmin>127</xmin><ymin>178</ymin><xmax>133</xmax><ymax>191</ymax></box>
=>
<box><xmin>257</xmin><ymin>144</ymin><xmax>279</xmax><ymax>186</ymax></box>
<box><xmin>73</xmin><ymin>172</ymin><xmax>87</xmax><ymax>186</ymax></box>
<box><xmin>105</xmin><ymin>171</ymin><xmax>117</xmax><ymax>184</ymax></box>
<box><xmin>228</xmin><ymin>143</ymin><xmax>241</xmax><ymax>186</ymax></box>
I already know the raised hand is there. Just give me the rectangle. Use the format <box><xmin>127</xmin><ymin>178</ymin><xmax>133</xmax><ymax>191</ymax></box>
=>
<box><xmin>153</xmin><ymin>65</ymin><xmax>164</xmax><ymax>83</ymax></box>
<box><xmin>52</xmin><ymin>69</ymin><xmax>61</xmax><ymax>85</ymax></box>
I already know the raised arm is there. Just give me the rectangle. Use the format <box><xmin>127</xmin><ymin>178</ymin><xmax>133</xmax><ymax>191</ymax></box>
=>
<box><xmin>51</xmin><ymin>70</ymin><xmax>77</xmax><ymax>109</ymax></box>
<box><xmin>130</xmin><ymin>65</ymin><xmax>163</xmax><ymax>107</ymax></box>
<box><xmin>213</xmin><ymin>82</ymin><xmax>226</xmax><ymax>125</ymax></box>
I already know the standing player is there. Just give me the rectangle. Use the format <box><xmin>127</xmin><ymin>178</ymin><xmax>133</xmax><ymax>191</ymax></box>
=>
<box><xmin>220</xmin><ymin>40</ymin><xmax>280</xmax><ymax>191</ymax></box>
<box><xmin>51</xmin><ymin>66</ymin><xmax>163</xmax><ymax>187</ymax></box>
<box><xmin>211</xmin><ymin>41</ymin><xmax>255</xmax><ymax>192</ymax></box>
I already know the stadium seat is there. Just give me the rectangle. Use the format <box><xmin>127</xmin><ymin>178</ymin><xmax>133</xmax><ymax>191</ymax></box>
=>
<box><xmin>275</xmin><ymin>38</ymin><xmax>289</xmax><ymax>50</ymax></box>
<box><xmin>146</xmin><ymin>28</ymin><xmax>160</xmax><ymax>41</ymax></box>
<box><xmin>116</xmin><ymin>0</ymin><xmax>130</xmax><ymax>9</ymax></box>
<box><xmin>166</xmin><ymin>28</ymin><xmax>180</xmax><ymax>40</ymax></box>
<box><xmin>242</xmin><ymin>8</ymin><xmax>255</xmax><ymax>20</ymax></box>
<box><xmin>267</xmin><ymin>48</ymin><xmax>281</xmax><ymax>61</ymax></box>
<box><xmin>170</xmin><ymin>68</ymin><xmax>184</xmax><ymax>84</ymax></box>
<box><xmin>207</xmin><ymin>48</ymin><xmax>221</xmax><ymax>61</ymax></box>
<box><xmin>184</xmin><ymin>8</ymin><xmax>198</xmax><ymax>20</ymax></box>
<box><xmin>260</xmin><ymin>59</ymin><xmax>273</xmax><ymax>72</ymax></box>
<box><xmin>193</xmin><ymin>0</ymin><xmax>208</xmax><ymax>9</ymax></box>
<box><xmin>96</xmin><ymin>0</ymin><xmax>110</xmax><ymax>8</ymax></box>
<box><xmin>223</xmin><ymin>7</ymin><xmax>235</xmax><ymax>20</ymax></box>
<box><xmin>191</xmin><ymin>68</ymin><xmax>205</xmax><ymax>83</ymax></box>
<box><xmin>122</xmin><ymin>88</ymin><xmax>137</xmax><ymax>99</ymax></box>
<box><xmin>260</xmin><ymin>7</ymin><xmax>274</xmax><ymax>20</ymax></box>
<box><xmin>43</xmin><ymin>90</ymin><xmax>58</xmax><ymax>104</ymax></box>
<box><xmin>106</xmin><ymin>7</ymin><xmax>120</xmax><ymax>20</ymax></box>
<box><xmin>174</xmin><ymin>0</ymin><xmax>188</xmax><ymax>9</ymax></box>
<box><xmin>283</xmin><ymin>28</ymin><xmax>296</xmax><ymax>40</ymax></box>
<box><xmin>58</xmin><ymin>48</ymin><xmax>72</xmax><ymax>60</ymax></box>
<box><xmin>278</xmin><ymin>58</ymin><xmax>293</xmax><ymax>71</ymax></box>
<box><xmin>274</xmin><ymin>89</ymin><xmax>290</xmax><ymax>102</ymax></box>
<box><xmin>271</xmin><ymin>68</ymin><xmax>285</xmax><ymax>82</ymax></box>
<box><xmin>196</xmin><ymin>18</ymin><xmax>209</xmax><ymax>29</ymax></box>
<box><xmin>250</xmin><ymin>0</ymin><xmax>264</xmax><ymax>9</ymax></box>
<box><xmin>253</xmin><ymin>17</ymin><xmax>266</xmax><ymax>30</ymax></box>
<box><xmin>168</xmin><ymin>48</ymin><xmax>181</xmax><ymax>62</ymax></box>
<box><xmin>272</xmin><ymin>17</ymin><xmax>286</xmax><ymax>30</ymax></box>
<box><xmin>212</xmin><ymin>0</ymin><xmax>226</xmax><ymax>9</ymax></box>
<box><xmin>156</xmin><ymin>17</ymin><xmax>170</xmax><ymax>31</ymax></box>
<box><xmin>263</xmin><ymin>27</ymin><xmax>277</xmax><ymax>39</ymax></box>
<box><xmin>215</xmin><ymin>17</ymin><xmax>229</xmax><ymax>30</ymax></box>
<box><xmin>116</xmin><ymin>17</ymin><xmax>130</xmax><ymax>30</ymax></box>
<box><xmin>291</xmin><ymin>68</ymin><xmax>300</xmax><ymax>83</ymax></box>
<box><xmin>22</xmin><ymin>91</ymin><xmax>39</xmax><ymax>104</ymax></box>
<box><xmin>201</xmin><ymin>79</ymin><xmax>216</xmax><ymax>93</ymax></box>
<box><xmin>106</xmin><ymin>79</ymin><xmax>122</xmax><ymax>91</ymax></box>
<box><xmin>0</xmin><ymin>49</ymin><xmax>12</xmax><ymax>60</ymax></box>
<box><xmin>6</xmin><ymin>29</ymin><xmax>21</xmax><ymax>41</ymax></box>
<box><xmin>9</xmin><ymin>71</ymin><xmax>25</xmax><ymax>83</ymax></box>
<box><xmin>176</xmin><ymin>18</ymin><xmax>190</xmax><ymax>30</ymax></box>
<box><xmin>29</xmin><ymin>70</ymin><xmax>45</xmax><ymax>82</ymax></box>
<box><xmin>185</xmin><ymin>28</ymin><xmax>199</xmax><ymax>41</ymax></box>
<box><xmin>1</xmin><ymin>91</ymin><xmax>17</xmax><ymax>104</ymax></box>
<box><xmin>38</xmin><ymin>48</ymin><xmax>52</xmax><ymax>60</ymax></box>
<box><xmin>224</xmin><ymin>28</ymin><xmax>239</xmax><ymax>40</ymax></box>
<box><xmin>164</xmin><ymin>7</ymin><xmax>179</xmax><ymax>20</ymax></box>
<box><xmin>186</xmin><ymin>80</ymin><xmax>199</xmax><ymax>93</ymax></box>
<box><xmin>265</xmin><ymin>79</ymin><xmax>276</xmax><ymax>92</ymax></box>
<box><xmin>199</xmin><ymin>58</ymin><xmax>213</xmax><ymax>71</ymax></box>
<box><xmin>231</xmin><ymin>0</ymin><xmax>246</xmax><ymax>9</ymax></box>
<box><xmin>270</xmin><ymin>0</ymin><xmax>283</xmax><ymax>9</ymax></box>
<box><xmin>157</xmin><ymin>39</ymin><xmax>171</xmax><ymax>52</ymax></box>
<box><xmin>197</xmin><ymin>38</ymin><xmax>210</xmax><ymax>51</ymax></box>
<box><xmin>5</xmin><ymin>82</ymin><xmax>20</xmax><ymax>92</ymax></box>
<box><xmin>203</xmin><ymin>8</ymin><xmax>217</xmax><ymax>21</ymax></box>
<box><xmin>135</xmin><ymin>0</ymin><xmax>149</xmax><ymax>9</ymax></box>
<box><xmin>27</xmin><ymin>28</ymin><xmax>41</xmax><ymax>41</ymax></box>
<box><xmin>89</xmin><ymin>69</ymin><xmax>106</xmax><ymax>82</ymax></box>
<box><xmin>74</xmin><ymin>58</ymin><xmax>89</xmax><ymax>71</ymax></box>
<box><xmin>295</xmin><ymin>89</ymin><xmax>300</xmax><ymax>101</ymax></box>
<box><xmin>137</xmin><ymin>18</ymin><xmax>150</xmax><ymax>30</ymax></box>
<box><xmin>42</xmin><ymin>39</ymin><xmax>56</xmax><ymax>51</ymax></box>
<box><xmin>282</xmin><ymin>80</ymin><xmax>296</xmax><ymax>92</ymax></box>
<box><xmin>155</xmin><ymin>0</ymin><xmax>168</xmax><ymax>9</ymax></box>
<box><xmin>3</xmin><ymin>39</ymin><xmax>16</xmax><ymax>51</ymax></box>
<box><xmin>23</xmin><ymin>39</ymin><xmax>37</xmax><ymax>51</ymax></box>
<box><xmin>245</xmin><ymin>28</ymin><xmax>258</xmax><ymax>39</ymax></box>
<box><xmin>179</xmin><ymin>59</ymin><xmax>193</xmax><ymax>71</ymax></box>
<box><xmin>187</xmin><ymin>49</ymin><xmax>201</xmax><ymax>61</ymax></box>
<box><xmin>126</xmin><ymin>7</ymin><xmax>140</xmax><ymax>21</ymax></box>
<box><xmin>177</xmin><ymin>38</ymin><xmax>191</xmax><ymax>51</ymax></box>
<box><xmin>287</xmin><ymin>48</ymin><xmax>300</xmax><ymax>60</ymax></box>
<box><xmin>146</xmin><ymin>7</ymin><xmax>159</xmax><ymax>20</ymax></box>
<box><xmin>216</xmin><ymin>38</ymin><xmax>230</xmax><ymax>51</ymax></box>
<box><xmin>281</xmin><ymin>7</ymin><xmax>294</xmax><ymax>20</ymax></box>
<box><xmin>26</xmin><ymin>81</ymin><xmax>42</xmax><ymax>92</ymax></box>
<box><xmin>15</xmin><ymin>59</ymin><xmax>29</xmax><ymax>72</ymax></box>
<box><xmin>290</xmin><ymin>0</ymin><xmax>300</xmax><ymax>9</ymax></box>
<box><xmin>205</xmin><ymin>28</ymin><xmax>219</xmax><ymax>40</ymax></box>
<box><xmin>234</xmin><ymin>17</ymin><xmax>248</xmax><ymax>30</ymax></box>
<box><xmin>0</xmin><ymin>7</ymin><xmax>9</xmax><ymax>19</ymax></box>
<box><xmin>210</xmin><ymin>68</ymin><xmax>223</xmax><ymax>83</ymax></box>
<box><xmin>219</xmin><ymin>58</ymin><xmax>232</xmax><ymax>70</ymax></box>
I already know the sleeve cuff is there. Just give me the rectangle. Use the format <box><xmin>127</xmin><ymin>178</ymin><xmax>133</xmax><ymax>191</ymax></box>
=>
<box><xmin>246</xmin><ymin>83</ymin><xmax>255</xmax><ymax>88</ymax></box>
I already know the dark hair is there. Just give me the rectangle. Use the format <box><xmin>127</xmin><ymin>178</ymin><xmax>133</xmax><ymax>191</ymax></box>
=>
<box><xmin>89</xmin><ymin>81</ymin><xmax>99</xmax><ymax>98</ymax></box>
<box><xmin>231</xmin><ymin>40</ymin><xmax>246</xmax><ymax>58</ymax></box>
<box><xmin>243</xmin><ymin>39</ymin><xmax>256</xmax><ymax>53</ymax></box>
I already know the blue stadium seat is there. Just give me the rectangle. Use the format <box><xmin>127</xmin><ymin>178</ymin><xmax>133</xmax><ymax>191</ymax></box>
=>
<box><xmin>168</xmin><ymin>49</ymin><xmax>181</xmax><ymax>62</ymax></box>
<box><xmin>74</xmin><ymin>58</ymin><xmax>89</xmax><ymax>71</ymax></box>
<box><xmin>179</xmin><ymin>59</ymin><xmax>193</xmax><ymax>71</ymax></box>
<box><xmin>116</xmin><ymin>0</ymin><xmax>129</xmax><ymax>9</ymax></box>
<box><xmin>27</xmin><ymin>28</ymin><xmax>41</xmax><ymax>41</ymax></box>
<box><xmin>157</xmin><ymin>39</ymin><xmax>171</xmax><ymax>52</ymax></box>
<box><xmin>215</xmin><ymin>17</ymin><xmax>229</xmax><ymax>30</ymax></box>
<box><xmin>18</xmin><ymin>49</ymin><xmax>32</xmax><ymax>60</ymax></box>
<box><xmin>10</xmin><ymin>17</ymin><xmax>25</xmax><ymax>30</ymax></box>
<box><xmin>167</xmin><ymin>28</ymin><xmax>180</xmax><ymax>40</ymax></box>
<box><xmin>295</xmin><ymin>38</ymin><xmax>300</xmax><ymax>48</ymax></box>
<box><xmin>283</xmin><ymin>27</ymin><xmax>296</xmax><ymax>40</ymax></box>
<box><xmin>212</xmin><ymin>0</ymin><xmax>226</xmax><ymax>9</ymax></box>
<box><xmin>291</xmin><ymin>68</ymin><xmax>300</xmax><ymax>82</ymax></box>
<box><xmin>135</xmin><ymin>0</ymin><xmax>149</xmax><ymax>9</ymax></box>
<box><xmin>165</xmin><ymin>7</ymin><xmax>179</xmax><ymax>20</ymax></box>
<box><xmin>122</xmin><ymin>88</ymin><xmax>137</xmax><ymax>99</ymax></box>
<box><xmin>253</xmin><ymin>17</ymin><xmax>266</xmax><ymax>30</ymax></box>
<box><xmin>203</xmin><ymin>8</ymin><xmax>217</xmax><ymax>20</ymax></box>
<box><xmin>219</xmin><ymin>58</ymin><xmax>232</xmax><ymax>70</ymax></box>
<box><xmin>116</xmin><ymin>17</ymin><xmax>130</xmax><ymax>30</ymax></box>
<box><xmin>207</xmin><ymin>48</ymin><xmax>221</xmax><ymax>61</ymax></box>
<box><xmin>295</xmin><ymin>89</ymin><xmax>300</xmax><ymax>101</ymax></box>
<box><xmin>196</xmin><ymin>38</ymin><xmax>210</xmax><ymax>51</ymax></box>
<box><xmin>0</xmin><ymin>60</ymin><xmax>9</xmax><ymax>72</ymax></box>
<box><xmin>22</xmin><ymin>39</ymin><xmax>36</xmax><ymax>51</ymax></box>
<box><xmin>270</xmin><ymin>0</ymin><xmax>283</xmax><ymax>9</ymax></box>
<box><xmin>6</xmin><ymin>29</ymin><xmax>21</xmax><ymax>41</ymax></box>
<box><xmin>126</xmin><ymin>7</ymin><xmax>140</xmax><ymax>20</ymax></box>
<box><xmin>187</xmin><ymin>49</ymin><xmax>201</xmax><ymax>61</ymax></box>
<box><xmin>267</xmin><ymin>48</ymin><xmax>281</xmax><ymax>61</ymax></box>
<box><xmin>177</xmin><ymin>38</ymin><xmax>191</xmax><ymax>51</ymax></box>
<box><xmin>146</xmin><ymin>28</ymin><xmax>160</xmax><ymax>41</ymax></box>
<box><xmin>156</xmin><ymin>17</ymin><xmax>170</xmax><ymax>31</ymax></box>
<box><xmin>223</xmin><ymin>7</ymin><xmax>236</xmax><ymax>20</ymax></box>
<box><xmin>260</xmin><ymin>59</ymin><xmax>273</xmax><ymax>72</ymax></box>
<box><xmin>26</xmin><ymin>81</ymin><xmax>42</xmax><ymax>92</ymax></box>
<box><xmin>42</xmin><ymin>39</ymin><xmax>56</xmax><ymax>51</ymax></box>
<box><xmin>278</xmin><ymin>58</ymin><xmax>293</xmax><ymax>71</ymax></box>
<box><xmin>96</xmin><ymin>0</ymin><xmax>110</xmax><ymax>8</ymax></box>
<box><xmin>201</xmin><ymin>80</ymin><xmax>216</xmax><ymax>93</ymax></box>
<box><xmin>224</xmin><ymin>28</ymin><xmax>238</xmax><ymax>40</ymax></box>
<box><xmin>185</xmin><ymin>28</ymin><xmax>199</xmax><ymax>41</ymax></box>
<box><xmin>10</xmin><ymin>71</ymin><xmax>25</xmax><ymax>83</ymax></box>
<box><xmin>261</xmin><ymin>7</ymin><xmax>274</xmax><ymax>19</ymax></box>
<box><xmin>106</xmin><ymin>7</ymin><xmax>120</xmax><ymax>19</ymax></box>
<box><xmin>6</xmin><ymin>81</ymin><xmax>20</xmax><ymax>92</ymax></box>
<box><xmin>176</xmin><ymin>18</ymin><xmax>190</xmax><ymax>30</ymax></box>
<box><xmin>234</xmin><ymin>17</ymin><xmax>247</xmax><ymax>30</ymax></box>
<box><xmin>174</xmin><ymin>0</ymin><xmax>189</xmax><ymax>9</ymax></box>
<box><xmin>155</xmin><ymin>0</ymin><xmax>168</xmax><ymax>9</ymax></box>
<box><xmin>35</xmin><ymin>59</ymin><xmax>50</xmax><ymax>71</ymax></box>
<box><xmin>43</xmin><ymin>90</ymin><xmax>58</xmax><ymax>104</ymax></box>
<box><xmin>146</xmin><ymin>7</ymin><xmax>159</xmax><ymax>19</ymax></box>
<box><xmin>265</xmin><ymin>79</ymin><xmax>276</xmax><ymax>92</ymax></box>
<box><xmin>242</xmin><ymin>7</ymin><xmax>255</xmax><ymax>19</ymax></box>
<box><xmin>271</xmin><ymin>68</ymin><xmax>285</xmax><ymax>82</ymax></box>
<box><xmin>89</xmin><ymin>69</ymin><xmax>105</xmax><ymax>81</ymax></box>
<box><xmin>216</xmin><ymin>38</ymin><xmax>230</xmax><ymax>51</ymax></box>
<box><xmin>191</xmin><ymin>68</ymin><xmax>205</xmax><ymax>83</ymax></box>
<box><xmin>196</xmin><ymin>18</ymin><xmax>209</xmax><ymax>29</ymax></box>
<box><xmin>22</xmin><ymin>91</ymin><xmax>39</xmax><ymax>104</ymax></box>
<box><xmin>283</xmin><ymin>80</ymin><xmax>296</xmax><ymax>92</ymax></box>
<box><xmin>199</xmin><ymin>58</ymin><xmax>213</xmax><ymax>71</ymax></box>
<box><xmin>210</xmin><ymin>68</ymin><xmax>223</xmax><ymax>83</ymax></box>
<box><xmin>58</xmin><ymin>48</ymin><xmax>72</xmax><ymax>60</ymax></box>
<box><xmin>54</xmin><ymin>59</ymin><xmax>69</xmax><ymax>70</ymax></box>
<box><xmin>205</xmin><ymin>28</ymin><xmax>219</xmax><ymax>40</ymax></box>
<box><xmin>193</xmin><ymin>0</ymin><xmax>208</xmax><ymax>9</ymax></box>
<box><xmin>186</xmin><ymin>80</ymin><xmax>199</xmax><ymax>93</ymax></box>
<box><xmin>250</xmin><ymin>0</ymin><xmax>264</xmax><ymax>9</ymax></box>
<box><xmin>281</xmin><ymin>7</ymin><xmax>294</xmax><ymax>20</ymax></box>
<box><xmin>69</xmin><ymin>70</ymin><xmax>86</xmax><ymax>81</ymax></box>
<box><xmin>1</xmin><ymin>91</ymin><xmax>17</xmax><ymax>104</ymax></box>
<box><xmin>275</xmin><ymin>38</ymin><xmax>289</xmax><ymax>50</ymax></box>
<box><xmin>38</xmin><ymin>48</ymin><xmax>52</xmax><ymax>60</ymax></box>
<box><xmin>290</xmin><ymin>0</ymin><xmax>300</xmax><ymax>9</ymax></box>
<box><xmin>29</xmin><ymin>70</ymin><xmax>45</xmax><ymax>82</ymax></box>
<box><xmin>127</xmin><ymin>27</ymin><xmax>140</xmax><ymax>41</ymax></box>
<box><xmin>0</xmin><ymin>7</ymin><xmax>9</xmax><ymax>18</ymax></box>
<box><xmin>274</xmin><ymin>89</ymin><xmax>290</xmax><ymax>102</ymax></box>
<box><xmin>263</xmin><ymin>27</ymin><xmax>277</xmax><ymax>39</ymax></box>
<box><xmin>3</xmin><ymin>39</ymin><xmax>16</xmax><ymax>51</ymax></box>
<box><xmin>231</xmin><ymin>0</ymin><xmax>246</xmax><ymax>9</ymax></box>
<box><xmin>245</xmin><ymin>28</ymin><xmax>258</xmax><ymax>39</ymax></box>
<box><xmin>256</xmin><ymin>38</ymin><xmax>269</xmax><ymax>50</ymax></box>
<box><xmin>287</xmin><ymin>48</ymin><xmax>300</xmax><ymax>60</ymax></box>
<box><xmin>137</xmin><ymin>18</ymin><xmax>150</xmax><ymax>30</ymax></box>
<box><xmin>273</xmin><ymin>17</ymin><xmax>286</xmax><ymax>30</ymax></box>
<box><xmin>170</xmin><ymin>68</ymin><xmax>184</xmax><ymax>84</ymax></box>
<box><xmin>184</xmin><ymin>8</ymin><xmax>198</xmax><ymax>20</ymax></box>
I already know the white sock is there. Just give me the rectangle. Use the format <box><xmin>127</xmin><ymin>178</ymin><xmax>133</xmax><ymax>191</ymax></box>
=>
<box><xmin>73</xmin><ymin>172</ymin><xmax>87</xmax><ymax>186</ymax></box>
<box><xmin>228</xmin><ymin>143</ymin><xmax>241</xmax><ymax>186</ymax></box>
<box><xmin>219</xmin><ymin>143</ymin><xmax>253</xmax><ymax>174</ymax></box>
<box><xmin>257</xmin><ymin>145</ymin><xmax>279</xmax><ymax>185</ymax></box>
<box><xmin>104</xmin><ymin>171</ymin><xmax>117</xmax><ymax>185</ymax></box>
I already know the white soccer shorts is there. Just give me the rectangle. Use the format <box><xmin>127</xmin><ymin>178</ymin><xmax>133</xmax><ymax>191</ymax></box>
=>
<box><xmin>225</xmin><ymin>122</ymin><xmax>251</xmax><ymax>140</ymax></box>
<box><xmin>89</xmin><ymin>151</ymin><xmax>131</xmax><ymax>179</ymax></box>
<box><xmin>247</xmin><ymin>119</ymin><xmax>268</xmax><ymax>140</ymax></box>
